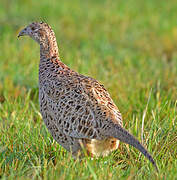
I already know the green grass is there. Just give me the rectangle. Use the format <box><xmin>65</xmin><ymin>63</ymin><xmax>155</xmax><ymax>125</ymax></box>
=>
<box><xmin>0</xmin><ymin>0</ymin><xmax>177</xmax><ymax>179</ymax></box>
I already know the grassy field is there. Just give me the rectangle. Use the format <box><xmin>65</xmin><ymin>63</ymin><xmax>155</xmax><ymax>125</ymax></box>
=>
<box><xmin>0</xmin><ymin>0</ymin><xmax>177</xmax><ymax>179</ymax></box>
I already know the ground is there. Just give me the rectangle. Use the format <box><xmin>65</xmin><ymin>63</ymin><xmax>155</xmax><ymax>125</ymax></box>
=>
<box><xmin>0</xmin><ymin>0</ymin><xmax>176</xmax><ymax>179</ymax></box>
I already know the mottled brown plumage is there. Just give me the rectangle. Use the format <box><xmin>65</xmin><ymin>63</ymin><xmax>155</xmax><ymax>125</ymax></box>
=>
<box><xmin>18</xmin><ymin>22</ymin><xmax>158</xmax><ymax>171</ymax></box>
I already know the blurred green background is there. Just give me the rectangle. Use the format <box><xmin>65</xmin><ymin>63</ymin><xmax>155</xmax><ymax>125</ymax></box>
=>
<box><xmin>0</xmin><ymin>0</ymin><xmax>176</xmax><ymax>179</ymax></box>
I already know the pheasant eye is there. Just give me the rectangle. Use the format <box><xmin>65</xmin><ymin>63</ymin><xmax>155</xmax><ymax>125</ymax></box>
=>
<box><xmin>31</xmin><ymin>27</ymin><xmax>35</xmax><ymax>30</ymax></box>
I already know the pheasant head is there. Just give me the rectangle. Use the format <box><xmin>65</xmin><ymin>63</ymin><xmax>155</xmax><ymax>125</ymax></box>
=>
<box><xmin>18</xmin><ymin>22</ymin><xmax>59</xmax><ymax>58</ymax></box>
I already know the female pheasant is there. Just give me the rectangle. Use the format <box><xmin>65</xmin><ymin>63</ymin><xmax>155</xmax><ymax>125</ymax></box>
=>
<box><xmin>18</xmin><ymin>22</ymin><xmax>158</xmax><ymax>171</ymax></box>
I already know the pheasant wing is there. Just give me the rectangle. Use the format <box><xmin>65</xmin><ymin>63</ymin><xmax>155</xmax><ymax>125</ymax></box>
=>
<box><xmin>41</xmin><ymin>75</ymin><xmax>122</xmax><ymax>140</ymax></box>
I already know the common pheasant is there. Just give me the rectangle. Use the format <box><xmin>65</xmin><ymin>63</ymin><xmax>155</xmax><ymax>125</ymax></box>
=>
<box><xmin>18</xmin><ymin>22</ymin><xmax>158</xmax><ymax>171</ymax></box>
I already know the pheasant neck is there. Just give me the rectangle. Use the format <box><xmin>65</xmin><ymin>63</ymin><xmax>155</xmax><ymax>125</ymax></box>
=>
<box><xmin>40</xmin><ymin>33</ymin><xmax>59</xmax><ymax>60</ymax></box>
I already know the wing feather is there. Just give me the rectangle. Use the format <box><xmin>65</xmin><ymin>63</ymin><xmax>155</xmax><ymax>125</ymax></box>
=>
<box><xmin>41</xmin><ymin>75</ymin><xmax>122</xmax><ymax>140</ymax></box>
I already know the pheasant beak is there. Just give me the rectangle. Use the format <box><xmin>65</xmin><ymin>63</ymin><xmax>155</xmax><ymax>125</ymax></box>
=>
<box><xmin>18</xmin><ymin>28</ymin><xmax>27</xmax><ymax>38</ymax></box>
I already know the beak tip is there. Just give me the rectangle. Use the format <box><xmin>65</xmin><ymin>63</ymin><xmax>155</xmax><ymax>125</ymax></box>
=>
<box><xmin>18</xmin><ymin>29</ymin><xmax>25</xmax><ymax>38</ymax></box>
<box><xmin>18</xmin><ymin>31</ymin><xmax>22</xmax><ymax>38</ymax></box>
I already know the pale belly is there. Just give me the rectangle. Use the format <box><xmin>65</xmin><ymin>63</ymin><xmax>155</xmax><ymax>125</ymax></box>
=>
<box><xmin>81</xmin><ymin>138</ymin><xmax>119</xmax><ymax>157</ymax></box>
